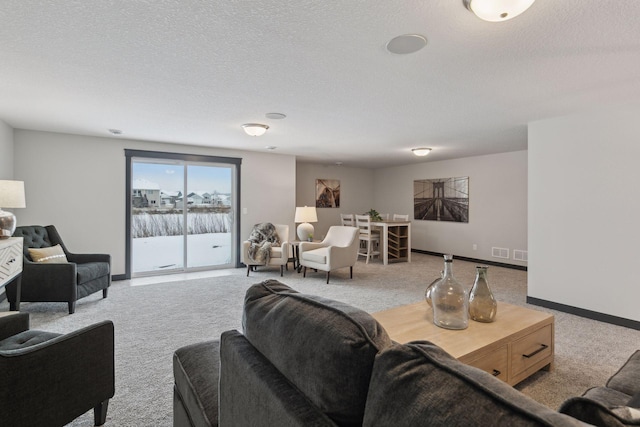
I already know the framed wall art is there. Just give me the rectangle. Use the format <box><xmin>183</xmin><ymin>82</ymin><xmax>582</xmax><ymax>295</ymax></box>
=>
<box><xmin>414</xmin><ymin>177</ymin><xmax>469</xmax><ymax>222</ymax></box>
<box><xmin>315</xmin><ymin>179</ymin><xmax>340</xmax><ymax>208</ymax></box>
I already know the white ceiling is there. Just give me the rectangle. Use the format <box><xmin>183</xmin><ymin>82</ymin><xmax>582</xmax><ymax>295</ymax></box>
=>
<box><xmin>1</xmin><ymin>1</ymin><xmax>639</xmax><ymax>168</ymax></box>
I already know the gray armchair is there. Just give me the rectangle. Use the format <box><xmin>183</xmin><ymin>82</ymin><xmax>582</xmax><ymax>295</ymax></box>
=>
<box><xmin>7</xmin><ymin>225</ymin><xmax>111</xmax><ymax>314</ymax></box>
<box><xmin>0</xmin><ymin>312</ymin><xmax>115</xmax><ymax>426</ymax></box>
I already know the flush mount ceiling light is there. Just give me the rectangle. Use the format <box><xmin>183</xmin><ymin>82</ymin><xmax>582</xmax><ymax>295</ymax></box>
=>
<box><xmin>265</xmin><ymin>112</ymin><xmax>286</xmax><ymax>120</ymax></box>
<box><xmin>386</xmin><ymin>34</ymin><xmax>427</xmax><ymax>55</ymax></box>
<box><xmin>412</xmin><ymin>148</ymin><xmax>432</xmax><ymax>157</ymax></box>
<box><xmin>463</xmin><ymin>0</ymin><xmax>536</xmax><ymax>22</ymax></box>
<box><xmin>242</xmin><ymin>123</ymin><xmax>269</xmax><ymax>136</ymax></box>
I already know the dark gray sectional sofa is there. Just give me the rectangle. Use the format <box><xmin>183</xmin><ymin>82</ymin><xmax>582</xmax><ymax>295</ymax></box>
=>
<box><xmin>173</xmin><ymin>280</ymin><xmax>640</xmax><ymax>427</ymax></box>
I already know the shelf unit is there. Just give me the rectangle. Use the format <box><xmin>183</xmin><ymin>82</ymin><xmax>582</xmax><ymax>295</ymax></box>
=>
<box><xmin>387</xmin><ymin>225</ymin><xmax>409</xmax><ymax>261</ymax></box>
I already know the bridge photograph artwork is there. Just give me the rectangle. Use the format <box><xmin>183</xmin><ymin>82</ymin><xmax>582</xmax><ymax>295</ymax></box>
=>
<box><xmin>414</xmin><ymin>177</ymin><xmax>469</xmax><ymax>223</ymax></box>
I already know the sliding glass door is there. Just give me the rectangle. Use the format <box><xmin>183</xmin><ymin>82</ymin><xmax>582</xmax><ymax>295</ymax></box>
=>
<box><xmin>125</xmin><ymin>150</ymin><xmax>241</xmax><ymax>278</ymax></box>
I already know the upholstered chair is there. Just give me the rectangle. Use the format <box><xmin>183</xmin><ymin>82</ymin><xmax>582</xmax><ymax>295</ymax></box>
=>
<box><xmin>0</xmin><ymin>312</ymin><xmax>115</xmax><ymax>426</ymax></box>
<box><xmin>8</xmin><ymin>225</ymin><xmax>111</xmax><ymax>314</ymax></box>
<box><xmin>242</xmin><ymin>224</ymin><xmax>290</xmax><ymax>277</ymax></box>
<box><xmin>299</xmin><ymin>225</ymin><xmax>359</xmax><ymax>283</ymax></box>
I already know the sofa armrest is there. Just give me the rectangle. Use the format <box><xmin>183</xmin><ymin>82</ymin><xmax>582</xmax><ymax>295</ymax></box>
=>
<box><xmin>19</xmin><ymin>261</ymin><xmax>78</xmax><ymax>300</ymax></box>
<box><xmin>0</xmin><ymin>312</ymin><xmax>30</xmax><ymax>341</ymax></box>
<box><xmin>66</xmin><ymin>253</ymin><xmax>111</xmax><ymax>265</ymax></box>
<box><xmin>0</xmin><ymin>320</ymin><xmax>115</xmax><ymax>426</ymax></box>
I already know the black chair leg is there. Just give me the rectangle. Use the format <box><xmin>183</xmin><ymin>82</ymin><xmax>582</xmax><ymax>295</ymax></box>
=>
<box><xmin>280</xmin><ymin>265</ymin><xmax>284</xmax><ymax>277</ymax></box>
<box><xmin>94</xmin><ymin>399</ymin><xmax>109</xmax><ymax>426</ymax></box>
<box><xmin>9</xmin><ymin>301</ymin><xmax>19</xmax><ymax>311</ymax></box>
<box><xmin>326</xmin><ymin>271</ymin><xmax>330</xmax><ymax>284</ymax></box>
<box><xmin>350</xmin><ymin>266</ymin><xmax>353</xmax><ymax>279</ymax></box>
<box><xmin>103</xmin><ymin>288</ymin><xmax>108</xmax><ymax>298</ymax></box>
<box><xmin>246</xmin><ymin>265</ymin><xmax>251</xmax><ymax>277</ymax></box>
<box><xmin>303</xmin><ymin>266</ymin><xmax>307</xmax><ymax>277</ymax></box>
<box><xmin>68</xmin><ymin>301</ymin><xmax>76</xmax><ymax>314</ymax></box>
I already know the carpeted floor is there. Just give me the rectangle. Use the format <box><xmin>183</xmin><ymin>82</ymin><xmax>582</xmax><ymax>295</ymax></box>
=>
<box><xmin>2</xmin><ymin>252</ymin><xmax>638</xmax><ymax>426</ymax></box>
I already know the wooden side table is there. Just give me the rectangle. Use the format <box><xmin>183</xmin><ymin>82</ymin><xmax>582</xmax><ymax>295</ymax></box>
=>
<box><xmin>0</xmin><ymin>237</ymin><xmax>23</xmax><ymax>310</ymax></box>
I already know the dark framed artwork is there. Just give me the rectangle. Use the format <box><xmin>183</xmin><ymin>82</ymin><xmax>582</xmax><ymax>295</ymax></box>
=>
<box><xmin>414</xmin><ymin>177</ymin><xmax>469</xmax><ymax>222</ymax></box>
<box><xmin>315</xmin><ymin>179</ymin><xmax>340</xmax><ymax>208</ymax></box>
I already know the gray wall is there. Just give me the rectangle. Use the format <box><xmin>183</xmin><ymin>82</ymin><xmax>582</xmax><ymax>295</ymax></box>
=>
<box><xmin>0</xmin><ymin>119</ymin><xmax>13</xmax><ymax>179</ymax></box>
<box><xmin>296</xmin><ymin>163</ymin><xmax>375</xmax><ymax>240</ymax></box>
<box><xmin>13</xmin><ymin>129</ymin><xmax>296</xmax><ymax>276</ymax></box>
<box><xmin>529</xmin><ymin>105</ymin><xmax>640</xmax><ymax>322</ymax></box>
<box><xmin>373</xmin><ymin>151</ymin><xmax>528</xmax><ymax>267</ymax></box>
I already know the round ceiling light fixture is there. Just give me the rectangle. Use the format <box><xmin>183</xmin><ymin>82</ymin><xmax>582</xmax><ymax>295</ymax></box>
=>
<box><xmin>265</xmin><ymin>112</ymin><xmax>286</xmax><ymax>120</ymax></box>
<box><xmin>412</xmin><ymin>148</ymin><xmax>432</xmax><ymax>157</ymax></box>
<box><xmin>386</xmin><ymin>34</ymin><xmax>427</xmax><ymax>55</ymax></box>
<box><xmin>242</xmin><ymin>123</ymin><xmax>269</xmax><ymax>136</ymax></box>
<box><xmin>463</xmin><ymin>0</ymin><xmax>536</xmax><ymax>22</ymax></box>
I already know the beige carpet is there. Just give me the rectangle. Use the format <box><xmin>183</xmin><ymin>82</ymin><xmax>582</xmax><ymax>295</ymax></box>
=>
<box><xmin>2</xmin><ymin>252</ymin><xmax>638</xmax><ymax>426</ymax></box>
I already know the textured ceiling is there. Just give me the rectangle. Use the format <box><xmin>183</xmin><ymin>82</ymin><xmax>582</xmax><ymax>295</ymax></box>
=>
<box><xmin>1</xmin><ymin>0</ymin><xmax>640</xmax><ymax>168</ymax></box>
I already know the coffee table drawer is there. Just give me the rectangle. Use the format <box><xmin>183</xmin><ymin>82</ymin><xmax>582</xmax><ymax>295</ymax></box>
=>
<box><xmin>467</xmin><ymin>345</ymin><xmax>508</xmax><ymax>382</ymax></box>
<box><xmin>511</xmin><ymin>324</ymin><xmax>552</xmax><ymax>376</ymax></box>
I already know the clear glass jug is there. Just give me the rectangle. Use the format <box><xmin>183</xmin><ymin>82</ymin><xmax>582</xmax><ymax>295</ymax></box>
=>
<box><xmin>431</xmin><ymin>254</ymin><xmax>469</xmax><ymax>330</ymax></box>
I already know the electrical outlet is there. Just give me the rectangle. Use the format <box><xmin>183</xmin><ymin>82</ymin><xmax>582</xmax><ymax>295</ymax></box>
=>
<box><xmin>472</xmin><ymin>244</ymin><xmax>477</xmax><ymax>251</ymax></box>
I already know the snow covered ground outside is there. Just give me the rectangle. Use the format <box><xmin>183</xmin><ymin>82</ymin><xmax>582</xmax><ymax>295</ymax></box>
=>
<box><xmin>132</xmin><ymin>232</ymin><xmax>231</xmax><ymax>273</ymax></box>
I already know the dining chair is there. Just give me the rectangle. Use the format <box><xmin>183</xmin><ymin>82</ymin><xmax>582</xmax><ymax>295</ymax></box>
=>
<box><xmin>340</xmin><ymin>213</ymin><xmax>355</xmax><ymax>227</ymax></box>
<box><xmin>393</xmin><ymin>214</ymin><xmax>409</xmax><ymax>221</ymax></box>
<box><xmin>355</xmin><ymin>214</ymin><xmax>380</xmax><ymax>264</ymax></box>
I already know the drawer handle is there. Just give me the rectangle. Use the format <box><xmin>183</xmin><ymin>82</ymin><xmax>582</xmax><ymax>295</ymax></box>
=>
<box><xmin>523</xmin><ymin>344</ymin><xmax>548</xmax><ymax>358</ymax></box>
<box><xmin>492</xmin><ymin>369</ymin><xmax>501</xmax><ymax>376</ymax></box>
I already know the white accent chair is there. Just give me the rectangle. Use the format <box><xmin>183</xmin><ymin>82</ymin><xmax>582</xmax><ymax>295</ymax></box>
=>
<box><xmin>340</xmin><ymin>213</ymin><xmax>355</xmax><ymax>226</ymax></box>
<box><xmin>356</xmin><ymin>214</ymin><xmax>380</xmax><ymax>264</ymax></box>
<box><xmin>242</xmin><ymin>224</ymin><xmax>290</xmax><ymax>277</ymax></box>
<box><xmin>299</xmin><ymin>226</ymin><xmax>359</xmax><ymax>284</ymax></box>
<box><xmin>393</xmin><ymin>214</ymin><xmax>409</xmax><ymax>220</ymax></box>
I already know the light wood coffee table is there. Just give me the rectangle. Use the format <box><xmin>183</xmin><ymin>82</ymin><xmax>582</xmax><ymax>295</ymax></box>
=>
<box><xmin>372</xmin><ymin>301</ymin><xmax>554</xmax><ymax>386</ymax></box>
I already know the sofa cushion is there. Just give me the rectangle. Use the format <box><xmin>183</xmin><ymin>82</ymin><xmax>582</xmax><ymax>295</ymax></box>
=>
<box><xmin>559</xmin><ymin>396</ymin><xmax>640</xmax><ymax>427</ymax></box>
<box><xmin>558</xmin><ymin>352</ymin><xmax>640</xmax><ymax>427</ymax></box>
<box><xmin>28</xmin><ymin>244</ymin><xmax>68</xmax><ymax>264</ymax></box>
<box><xmin>269</xmin><ymin>246</ymin><xmax>284</xmax><ymax>259</ymax></box>
<box><xmin>242</xmin><ymin>280</ymin><xmax>392</xmax><ymax>426</ymax></box>
<box><xmin>301</xmin><ymin>248</ymin><xmax>328</xmax><ymax>264</ymax></box>
<box><xmin>173</xmin><ymin>340</ymin><xmax>220</xmax><ymax>427</ymax></box>
<box><xmin>630</xmin><ymin>391</ymin><xmax>640</xmax><ymax>408</ymax></box>
<box><xmin>363</xmin><ymin>341</ymin><xmax>588</xmax><ymax>427</ymax></box>
<box><xmin>607</xmin><ymin>350</ymin><xmax>640</xmax><ymax>396</ymax></box>
<box><xmin>219</xmin><ymin>330</ymin><xmax>337</xmax><ymax>427</ymax></box>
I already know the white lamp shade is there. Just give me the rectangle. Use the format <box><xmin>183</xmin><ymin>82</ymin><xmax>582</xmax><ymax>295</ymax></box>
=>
<box><xmin>465</xmin><ymin>0</ymin><xmax>535</xmax><ymax>22</ymax></box>
<box><xmin>412</xmin><ymin>148</ymin><xmax>432</xmax><ymax>157</ymax></box>
<box><xmin>294</xmin><ymin>206</ymin><xmax>318</xmax><ymax>223</ymax></box>
<box><xmin>0</xmin><ymin>180</ymin><xmax>26</xmax><ymax>208</ymax></box>
<box><xmin>242</xmin><ymin>123</ymin><xmax>269</xmax><ymax>136</ymax></box>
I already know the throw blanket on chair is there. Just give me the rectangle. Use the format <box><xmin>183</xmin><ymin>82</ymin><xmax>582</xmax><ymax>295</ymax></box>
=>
<box><xmin>247</xmin><ymin>223</ymin><xmax>281</xmax><ymax>265</ymax></box>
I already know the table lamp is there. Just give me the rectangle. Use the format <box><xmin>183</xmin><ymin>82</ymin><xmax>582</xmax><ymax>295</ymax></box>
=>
<box><xmin>0</xmin><ymin>180</ymin><xmax>26</xmax><ymax>239</ymax></box>
<box><xmin>294</xmin><ymin>206</ymin><xmax>318</xmax><ymax>241</ymax></box>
